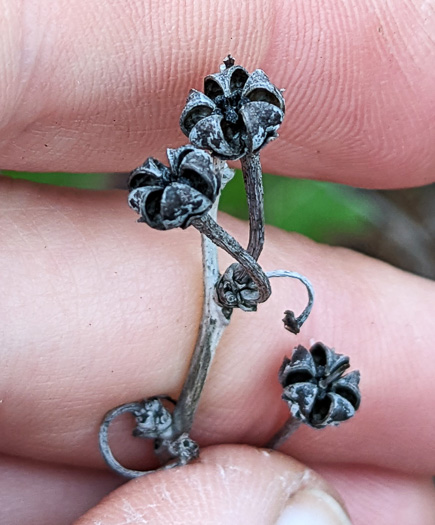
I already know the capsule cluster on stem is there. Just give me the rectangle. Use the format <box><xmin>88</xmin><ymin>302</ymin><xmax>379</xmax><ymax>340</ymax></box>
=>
<box><xmin>99</xmin><ymin>57</ymin><xmax>361</xmax><ymax>478</ymax></box>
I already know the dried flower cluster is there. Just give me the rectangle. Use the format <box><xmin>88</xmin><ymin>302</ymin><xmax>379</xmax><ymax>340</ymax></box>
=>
<box><xmin>99</xmin><ymin>57</ymin><xmax>361</xmax><ymax>478</ymax></box>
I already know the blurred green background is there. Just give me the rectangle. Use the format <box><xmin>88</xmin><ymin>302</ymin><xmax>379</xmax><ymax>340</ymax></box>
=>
<box><xmin>2</xmin><ymin>169</ymin><xmax>434</xmax><ymax>279</ymax></box>
<box><xmin>1</xmin><ymin>169</ymin><xmax>375</xmax><ymax>245</ymax></box>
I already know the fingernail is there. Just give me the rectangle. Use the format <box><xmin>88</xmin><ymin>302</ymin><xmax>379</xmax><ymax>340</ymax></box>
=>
<box><xmin>276</xmin><ymin>489</ymin><xmax>352</xmax><ymax>525</ymax></box>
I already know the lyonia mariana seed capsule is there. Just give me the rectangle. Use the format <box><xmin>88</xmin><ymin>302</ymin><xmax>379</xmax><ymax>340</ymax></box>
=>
<box><xmin>99</xmin><ymin>57</ymin><xmax>360</xmax><ymax>478</ymax></box>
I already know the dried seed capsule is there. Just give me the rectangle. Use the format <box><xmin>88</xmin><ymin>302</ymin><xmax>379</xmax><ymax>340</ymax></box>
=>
<box><xmin>215</xmin><ymin>263</ymin><xmax>260</xmax><ymax>312</ymax></box>
<box><xmin>128</xmin><ymin>145</ymin><xmax>221</xmax><ymax>230</ymax></box>
<box><xmin>180</xmin><ymin>60</ymin><xmax>285</xmax><ymax>160</ymax></box>
<box><xmin>166</xmin><ymin>433</ymin><xmax>199</xmax><ymax>465</ymax></box>
<box><xmin>279</xmin><ymin>343</ymin><xmax>361</xmax><ymax>429</ymax></box>
<box><xmin>132</xmin><ymin>397</ymin><xmax>174</xmax><ymax>440</ymax></box>
<box><xmin>282</xmin><ymin>310</ymin><xmax>302</xmax><ymax>335</ymax></box>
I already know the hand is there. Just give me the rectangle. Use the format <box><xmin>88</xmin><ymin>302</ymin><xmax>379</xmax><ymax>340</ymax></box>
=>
<box><xmin>1</xmin><ymin>2</ymin><xmax>434</xmax><ymax>524</ymax></box>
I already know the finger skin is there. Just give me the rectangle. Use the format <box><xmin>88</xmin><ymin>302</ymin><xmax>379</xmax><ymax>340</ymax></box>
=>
<box><xmin>1</xmin><ymin>0</ymin><xmax>434</xmax><ymax>186</ymax></box>
<box><xmin>73</xmin><ymin>446</ymin><xmax>435</xmax><ymax>525</ymax></box>
<box><xmin>1</xmin><ymin>448</ymin><xmax>434</xmax><ymax>525</ymax></box>
<box><xmin>314</xmin><ymin>463</ymin><xmax>435</xmax><ymax>525</ymax></box>
<box><xmin>73</xmin><ymin>446</ymin><xmax>350</xmax><ymax>525</ymax></box>
<box><xmin>0</xmin><ymin>454</ymin><xmax>122</xmax><ymax>525</ymax></box>
<box><xmin>0</xmin><ymin>178</ymin><xmax>434</xmax><ymax>475</ymax></box>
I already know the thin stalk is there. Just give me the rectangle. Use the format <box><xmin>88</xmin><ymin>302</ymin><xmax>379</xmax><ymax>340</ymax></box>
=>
<box><xmin>191</xmin><ymin>214</ymin><xmax>271</xmax><ymax>304</ymax></box>
<box><xmin>172</xmin><ymin>186</ymin><xmax>230</xmax><ymax>437</ymax></box>
<box><xmin>240</xmin><ymin>152</ymin><xmax>264</xmax><ymax>260</ymax></box>
<box><xmin>99</xmin><ymin>163</ymin><xmax>240</xmax><ymax>475</ymax></box>
<box><xmin>266</xmin><ymin>270</ymin><xmax>315</xmax><ymax>332</ymax></box>
<box><xmin>265</xmin><ymin>417</ymin><xmax>302</xmax><ymax>449</ymax></box>
<box><xmin>99</xmin><ymin>402</ymin><xmax>175</xmax><ymax>479</ymax></box>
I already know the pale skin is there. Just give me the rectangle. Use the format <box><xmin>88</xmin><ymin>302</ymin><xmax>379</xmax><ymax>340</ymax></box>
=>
<box><xmin>1</xmin><ymin>1</ymin><xmax>435</xmax><ymax>524</ymax></box>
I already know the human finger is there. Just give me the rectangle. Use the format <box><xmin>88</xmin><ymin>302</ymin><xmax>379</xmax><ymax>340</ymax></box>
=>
<box><xmin>0</xmin><ymin>453</ymin><xmax>122</xmax><ymax>525</ymax></box>
<box><xmin>2</xmin><ymin>448</ymin><xmax>434</xmax><ymax>525</ymax></box>
<box><xmin>74</xmin><ymin>446</ymin><xmax>435</xmax><ymax>525</ymax></box>
<box><xmin>314</xmin><ymin>463</ymin><xmax>435</xmax><ymax>525</ymax></box>
<box><xmin>74</xmin><ymin>446</ymin><xmax>354</xmax><ymax>525</ymax></box>
<box><xmin>0</xmin><ymin>179</ymin><xmax>434</xmax><ymax>474</ymax></box>
<box><xmin>1</xmin><ymin>0</ymin><xmax>434</xmax><ymax>186</ymax></box>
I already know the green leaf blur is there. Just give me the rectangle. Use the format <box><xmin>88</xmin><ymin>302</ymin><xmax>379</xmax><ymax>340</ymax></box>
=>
<box><xmin>1</xmin><ymin>170</ymin><xmax>373</xmax><ymax>243</ymax></box>
<box><xmin>1</xmin><ymin>171</ymin><xmax>107</xmax><ymax>190</ymax></box>
<box><xmin>219</xmin><ymin>170</ymin><xmax>373</xmax><ymax>243</ymax></box>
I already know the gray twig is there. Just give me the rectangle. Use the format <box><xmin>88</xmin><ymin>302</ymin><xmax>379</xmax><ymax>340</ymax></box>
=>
<box><xmin>265</xmin><ymin>417</ymin><xmax>302</xmax><ymax>449</ymax></box>
<box><xmin>241</xmin><ymin>152</ymin><xmax>265</xmax><ymax>260</ymax></box>
<box><xmin>99</xmin><ymin>402</ymin><xmax>178</xmax><ymax>479</ymax></box>
<box><xmin>267</xmin><ymin>270</ymin><xmax>315</xmax><ymax>333</ymax></box>
<box><xmin>172</xmin><ymin>162</ymin><xmax>232</xmax><ymax>437</ymax></box>
<box><xmin>191</xmin><ymin>215</ymin><xmax>271</xmax><ymax>304</ymax></box>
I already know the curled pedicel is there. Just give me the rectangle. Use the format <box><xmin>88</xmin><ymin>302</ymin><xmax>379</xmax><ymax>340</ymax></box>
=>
<box><xmin>99</xmin><ymin>396</ymin><xmax>200</xmax><ymax>479</ymax></box>
<box><xmin>267</xmin><ymin>269</ymin><xmax>315</xmax><ymax>334</ymax></box>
